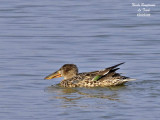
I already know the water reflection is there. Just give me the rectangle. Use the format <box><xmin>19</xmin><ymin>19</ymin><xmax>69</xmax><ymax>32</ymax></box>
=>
<box><xmin>45</xmin><ymin>85</ymin><xmax>126</xmax><ymax>102</ymax></box>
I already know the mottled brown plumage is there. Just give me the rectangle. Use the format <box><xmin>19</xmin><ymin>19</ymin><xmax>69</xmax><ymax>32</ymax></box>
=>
<box><xmin>44</xmin><ymin>62</ymin><xmax>135</xmax><ymax>87</ymax></box>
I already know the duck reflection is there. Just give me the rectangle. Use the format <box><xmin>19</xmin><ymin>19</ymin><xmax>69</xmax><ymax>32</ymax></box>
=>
<box><xmin>45</xmin><ymin>84</ymin><xmax>126</xmax><ymax>102</ymax></box>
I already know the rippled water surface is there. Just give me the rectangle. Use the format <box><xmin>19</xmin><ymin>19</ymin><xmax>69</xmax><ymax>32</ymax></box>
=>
<box><xmin>0</xmin><ymin>0</ymin><xmax>160</xmax><ymax>120</ymax></box>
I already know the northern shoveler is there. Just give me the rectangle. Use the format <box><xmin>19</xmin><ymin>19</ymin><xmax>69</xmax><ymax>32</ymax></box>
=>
<box><xmin>44</xmin><ymin>62</ymin><xmax>135</xmax><ymax>87</ymax></box>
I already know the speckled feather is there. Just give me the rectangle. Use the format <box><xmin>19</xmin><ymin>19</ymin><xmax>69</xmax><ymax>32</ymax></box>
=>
<box><xmin>59</xmin><ymin>62</ymin><xmax>132</xmax><ymax>87</ymax></box>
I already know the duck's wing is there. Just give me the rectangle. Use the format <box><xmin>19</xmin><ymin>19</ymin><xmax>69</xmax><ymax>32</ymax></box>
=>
<box><xmin>77</xmin><ymin>62</ymin><xmax>125</xmax><ymax>81</ymax></box>
<box><xmin>95</xmin><ymin>62</ymin><xmax>135</xmax><ymax>84</ymax></box>
<box><xmin>90</xmin><ymin>62</ymin><xmax>125</xmax><ymax>76</ymax></box>
<box><xmin>70</xmin><ymin>63</ymin><xmax>125</xmax><ymax>83</ymax></box>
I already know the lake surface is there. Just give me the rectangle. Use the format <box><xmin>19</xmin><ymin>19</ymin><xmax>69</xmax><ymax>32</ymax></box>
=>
<box><xmin>0</xmin><ymin>0</ymin><xmax>160</xmax><ymax>120</ymax></box>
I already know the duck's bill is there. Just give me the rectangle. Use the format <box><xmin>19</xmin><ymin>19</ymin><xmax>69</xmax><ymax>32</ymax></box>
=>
<box><xmin>44</xmin><ymin>71</ymin><xmax>62</xmax><ymax>80</ymax></box>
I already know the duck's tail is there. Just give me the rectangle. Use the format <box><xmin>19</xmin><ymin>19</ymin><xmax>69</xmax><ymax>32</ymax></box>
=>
<box><xmin>122</xmin><ymin>78</ymin><xmax>136</xmax><ymax>82</ymax></box>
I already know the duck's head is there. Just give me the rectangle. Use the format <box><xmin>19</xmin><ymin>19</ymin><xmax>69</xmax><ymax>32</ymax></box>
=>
<box><xmin>44</xmin><ymin>64</ymin><xmax>78</xmax><ymax>80</ymax></box>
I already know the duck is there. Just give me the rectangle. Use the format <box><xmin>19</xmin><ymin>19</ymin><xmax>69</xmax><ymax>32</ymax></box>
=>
<box><xmin>44</xmin><ymin>62</ymin><xmax>135</xmax><ymax>87</ymax></box>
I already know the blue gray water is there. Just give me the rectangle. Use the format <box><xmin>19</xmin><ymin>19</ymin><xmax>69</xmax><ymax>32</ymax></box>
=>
<box><xmin>0</xmin><ymin>0</ymin><xmax>160</xmax><ymax>120</ymax></box>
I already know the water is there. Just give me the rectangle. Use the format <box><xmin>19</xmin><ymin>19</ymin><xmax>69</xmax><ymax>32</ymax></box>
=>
<box><xmin>0</xmin><ymin>0</ymin><xmax>160</xmax><ymax>120</ymax></box>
